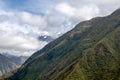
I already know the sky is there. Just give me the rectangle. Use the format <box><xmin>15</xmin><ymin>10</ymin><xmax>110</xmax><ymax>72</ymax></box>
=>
<box><xmin>0</xmin><ymin>0</ymin><xmax>119</xmax><ymax>56</ymax></box>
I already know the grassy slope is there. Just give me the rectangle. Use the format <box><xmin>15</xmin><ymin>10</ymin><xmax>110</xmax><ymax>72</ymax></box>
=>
<box><xmin>56</xmin><ymin>27</ymin><xmax>120</xmax><ymax>80</ymax></box>
<box><xmin>6</xmin><ymin>9</ymin><xmax>120</xmax><ymax>80</ymax></box>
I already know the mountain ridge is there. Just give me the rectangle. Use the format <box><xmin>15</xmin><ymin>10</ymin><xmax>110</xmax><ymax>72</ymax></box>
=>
<box><xmin>6</xmin><ymin>8</ymin><xmax>120</xmax><ymax>80</ymax></box>
<box><xmin>0</xmin><ymin>54</ymin><xmax>18</xmax><ymax>77</ymax></box>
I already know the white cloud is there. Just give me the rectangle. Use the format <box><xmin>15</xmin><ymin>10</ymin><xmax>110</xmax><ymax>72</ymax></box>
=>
<box><xmin>55</xmin><ymin>3</ymin><xmax>75</xmax><ymax>17</ymax></box>
<box><xmin>0</xmin><ymin>0</ymin><xmax>120</xmax><ymax>56</ymax></box>
<box><xmin>59</xmin><ymin>0</ymin><xmax>120</xmax><ymax>16</ymax></box>
<box><xmin>55</xmin><ymin>3</ymin><xmax>100</xmax><ymax>20</ymax></box>
<box><xmin>19</xmin><ymin>12</ymin><xmax>46</xmax><ymax>26</ymax></box>
<box><xmin>0</xmin><ymin>33</ymin><xmax>47</xmax><ymax>56</ymax></box>
<box><xmin>73</xmin><ymin>4</ymin><xmax>100</xmax><ymax>20</ymax></box>
<box><xmin>0</xmin><ymin>35</ymin><xmax>36</xmax><ymax>50</ymax></box>
<box><xmin>0</xmin><ymin>11</ymin><xmax>48</xmax><ymax>56</ymax></box>
<box><xmin>91</xmin><ymin>0</ymin><xmax>120</xmax><ymax>5</ymax></box>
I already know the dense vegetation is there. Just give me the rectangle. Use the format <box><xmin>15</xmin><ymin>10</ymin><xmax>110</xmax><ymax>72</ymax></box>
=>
<box><xmin>6</xmin><ymin>9</ymin><xmax>120</xmax><ymax>80</ymax></box>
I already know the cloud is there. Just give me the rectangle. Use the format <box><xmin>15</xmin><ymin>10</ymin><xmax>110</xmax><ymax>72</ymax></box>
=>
<box><xmin>0</xmin><ymin>31</ymin><xmax>47</xmax><ymax>56</ymax></box>
<box><xmin>0</xmin><ymin>34</ymin><xmax>40</xmax><ymax>51</ymax></box>
<box><xmin>59</xmin><ymin>0</ymin><xmax>120</xmax><ymax>15</ymax></box>
<box><xmin>55</xmin><ymin>3</ymin><xmax>75</xmax><ymax>17</ymax></box>
<box><xmin>55</xmin><ymin>3</ymin><xmax>100</xmax><ymax>20</ymax></box>
<box><xmin>0</xmin><ymin>14</ymin><xmax>9</xmax><ymax>22</ymax></box>
<box><xmin>19</xmin><ymin>12</ymin><xmax>46</xmax><ymax>26</ymax></box>
<box><xmin>0</xmin><ymin>0</ymin><xmax>120</xmax><ymax>56</ymax></box>
<box><xmin>0</xmin><ymin>11</ymin><xmax>48</xmax><ymax>56</ymax></box>
<box><xmin>73</xmin><ymin>4</ymin><xmax>100</xmax><ymax>20</ymax></box>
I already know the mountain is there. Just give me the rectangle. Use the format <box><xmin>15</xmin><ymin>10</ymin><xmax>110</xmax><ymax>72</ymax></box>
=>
<box><xmin>6</xmin><ymin>9</ymin><xmax>120</xmax><ymax>80</ymax></box>
<box><xmin>0</xmin><ymin>54</ymin><xmax>18</xmax><ymax>76</ymax></box>
<box><xmin>2</xmin><ymin>53</ymin><xmax>28</xmax><ymax>66</ymax></box>
<box><xmin>38</xmin><ymin>35</ymin><xmax>54</xmax><ymax>42</ymax></box>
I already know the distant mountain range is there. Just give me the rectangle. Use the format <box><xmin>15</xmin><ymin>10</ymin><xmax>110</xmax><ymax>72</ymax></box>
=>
<box><xmin>2</xmin><ymin>53</ymin><xmax>28</xmax><ymax>66</ymax></box>
<box><xmin>0</xmin><ymin>54</ymin><xmax>18</xmax><ymax>76</ymax></box>
<box><xmin>6</xmin><ymin>9</ymin><xmax>120</xmax><ymax>80</ymax></box>
<box><xmin>0</xmin><ymin>53</ymin><xmax>28</xmax><ymax>77</ymax></box>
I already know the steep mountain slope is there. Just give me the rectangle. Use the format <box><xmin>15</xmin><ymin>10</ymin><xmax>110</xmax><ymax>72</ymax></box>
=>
<box><xmin>56</xmin><ymin>26</ymin><xmax>120</xmax><ymax>80</ymax></box>
<box><xmin>0</xmin><ymin>54</ymin><xmax>18</xmax><ymax>76</ymax></box>
<box><xmin>6</xmin><ymin>9</ymin><xmax>120</xmax><ymax>80</ymax></box>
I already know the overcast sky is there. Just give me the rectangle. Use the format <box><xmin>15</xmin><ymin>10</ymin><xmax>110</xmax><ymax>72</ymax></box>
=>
<box><xmin>0</xmin><ymin>0</ymin><xmax>119</xmax><ymax>56</ymax></box>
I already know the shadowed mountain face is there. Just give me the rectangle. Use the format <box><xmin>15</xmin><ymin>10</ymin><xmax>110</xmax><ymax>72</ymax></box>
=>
<box><xmin>6</xmin><ymin>9</ymin><xmax>120</xmax><ymax>80</ymax></box>
<box><xmin>2</xmin><ymin>53</ymin><xmax>28</xmax><ymax>66</ymax></box>
<box><xmin>0</xmin><ymin>54</ymin><xmax>18</xmax><ymax>76</ymax></box>
<box><xmin>38</xmin><ymin>35</ymin><xmax>54</xmax><ymax>42</ymax></box>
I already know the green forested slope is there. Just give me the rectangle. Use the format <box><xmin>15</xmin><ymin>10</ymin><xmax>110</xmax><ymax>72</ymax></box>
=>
<box><xmin>6</xmin><ymin>9</ymin><xmax>120</xmax><ymax>80</ymax></box>
<box><xmin>56</xmin><ymin>26</ymin><xmax>120</xmax><ymax>80</ymax></box>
